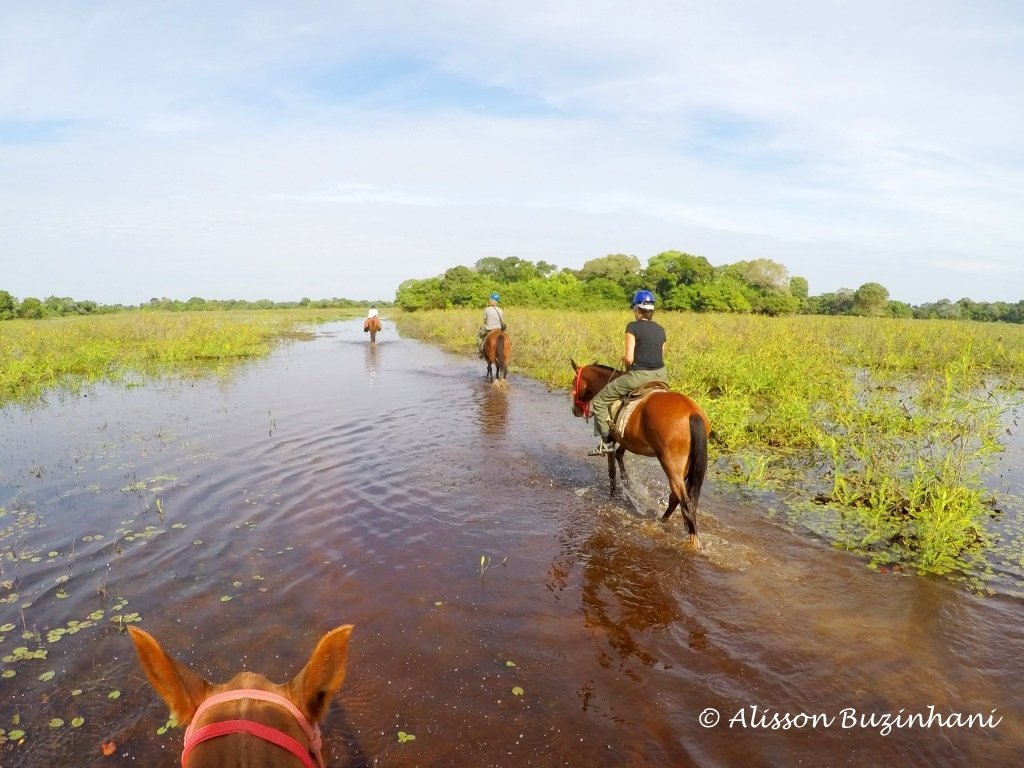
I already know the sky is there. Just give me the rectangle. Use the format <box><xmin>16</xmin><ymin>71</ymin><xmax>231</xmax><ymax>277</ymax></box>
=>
<box><xmin>1</xmin><ymin>1</ymin><xmax>1022</xmax><ymax>306</ymax></box>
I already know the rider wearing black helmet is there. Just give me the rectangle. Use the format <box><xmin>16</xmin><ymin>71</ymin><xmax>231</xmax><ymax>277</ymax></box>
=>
<box><xmin>588</xmin><ymin>289</ymin><xmax>668</xmax><ymax>456</ymax></box>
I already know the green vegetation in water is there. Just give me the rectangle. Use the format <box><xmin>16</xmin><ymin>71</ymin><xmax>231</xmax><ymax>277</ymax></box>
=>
<box><xmin>396</xmin><ymin>308</ymin><xmax>1024</xmax><ymax>586</ymax></box>
<box><xmin>0</xmin><ymin>308</ymin><xmax>360</xmax><ymax>407</ymax></box>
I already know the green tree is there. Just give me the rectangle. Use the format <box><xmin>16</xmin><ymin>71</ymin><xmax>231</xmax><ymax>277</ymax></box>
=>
<box><xmin>642</xmin><ymin>251</ymin><xmax>714</xmax><ymax>297</ymax></box>
<box><xmin>396</xmin><ymin>277</ymin><xmax>446</xmax><ymax>311</ymax></box>
<box><xmin>851</xmin><ymin>282</ymin><xmax>890</xmax><ymax>316</ymax></box>
<box><xmin>578</xmin><ymin>254</ymin><xmax>642</xmax><ymax>289</ymax></box>
<box><xmin>0</xmin><ymin>290</ymin><xmax>16</xmax><ymax>320</ymax></box>
<box><xmin>18</xmin><ymin>297</ymin><xmax>44</xmax><ymax>319</ymax></box>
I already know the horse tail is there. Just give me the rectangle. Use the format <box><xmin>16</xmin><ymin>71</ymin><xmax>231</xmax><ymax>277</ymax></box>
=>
<box><xmin>497</xmin><ymin>332</ymin><xmax>509</xmax><ymax>378</ymax></box>
<box><xmin>685</xmin><ymin>412</ymin><xmax>708</xmax><ymax>510</ymax></box>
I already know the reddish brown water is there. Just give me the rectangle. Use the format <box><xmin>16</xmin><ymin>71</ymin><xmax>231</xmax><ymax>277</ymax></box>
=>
<box><xmin>1</xmin><ymin>320</ymin><xmax>1021</xmax><ymax>767</ymax></box>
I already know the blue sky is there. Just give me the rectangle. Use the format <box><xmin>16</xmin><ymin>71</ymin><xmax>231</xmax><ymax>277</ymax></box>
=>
<box><xmin>1</xmin><ymin>1</ymin><xmax>1022</xmax><ymax>305</ymax></box>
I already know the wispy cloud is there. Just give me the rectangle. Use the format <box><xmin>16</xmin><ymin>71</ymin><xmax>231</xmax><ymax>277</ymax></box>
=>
<box><xmin>0</xmin><ymin>1</ymin><xmax>1021</xmax><ymax>304</ymax></box>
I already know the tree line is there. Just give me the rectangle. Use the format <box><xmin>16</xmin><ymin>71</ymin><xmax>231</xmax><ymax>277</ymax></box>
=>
<box><xmin>395</xmin><ymin>252</ymin><xmax>1024</xmax><ymax>323</ymax></box>
<box><xmin>4</xmin><ymin>250</ymin><xmax>1023</xmax><ymax>323</ymax></box>
<box><xmin>0</xmin><ymin>292</ymin><xmax>384</xmax><ymax>321</ymax></box>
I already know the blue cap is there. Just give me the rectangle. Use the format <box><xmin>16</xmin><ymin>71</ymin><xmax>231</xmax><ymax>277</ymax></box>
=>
<box><xmin>490</xmin><ymin>293</ymin><xmax>500</xmax><ymax>302</ymax></box>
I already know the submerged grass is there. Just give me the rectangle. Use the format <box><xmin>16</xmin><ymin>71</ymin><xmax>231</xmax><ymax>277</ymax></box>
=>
<box><xmin>0</xmin><ymin>309</ymin><xmax>356</xmax><ymax>406</ymax></box>
<box><xmin>396</xmin><ymin>308</ymin><xmax>1024</xmax><ymax>584</ymax></box>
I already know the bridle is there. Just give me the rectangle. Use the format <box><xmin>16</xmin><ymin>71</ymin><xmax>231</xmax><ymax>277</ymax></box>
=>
<box><xmin>182</xmin><ymin>689</ymin><xmax>325</xmax><ymax>768</ymax></box>
<box><xmin>571</xmin><ymin>366</ymin><xmax>592</xmax><ymax>419</ymax></box>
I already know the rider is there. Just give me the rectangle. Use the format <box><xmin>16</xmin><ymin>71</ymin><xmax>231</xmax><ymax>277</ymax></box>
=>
<box><xmin>477</xmin><ymin>292</ymin><xmax>505</xmax><ymax>357</ymax></box>
<box><xmin>588</xmin><ymin>289</ymin><xmax>668</xmax><ymax>456</ymax></box>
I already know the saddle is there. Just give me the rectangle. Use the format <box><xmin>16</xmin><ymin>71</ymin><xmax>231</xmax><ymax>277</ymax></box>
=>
<box><xmin>609</xmin><ymin>381</ymin><xmax>670</xmax><ymax>440</ymax></box>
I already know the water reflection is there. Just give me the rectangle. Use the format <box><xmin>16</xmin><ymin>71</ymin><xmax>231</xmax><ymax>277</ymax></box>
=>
<box><xmin>475</xmin><ymin>383</ymin><xmax>508</xmax><ymax>437</ymax></box>
<box><xmin>364</xmin><ymin>340</ymin><xmax>380</xmax><ymax>387</ymax></box>
<box><xmin>578</xmin><ymin>525</ymin><xmax>683</xmax><ymax>673</ymax></box>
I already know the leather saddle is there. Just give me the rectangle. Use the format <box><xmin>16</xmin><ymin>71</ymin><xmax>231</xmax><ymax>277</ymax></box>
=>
<box><xmin>609</xmin><ymin>381</ymin><xmax>670</xmax><ymax>439</ymax></box>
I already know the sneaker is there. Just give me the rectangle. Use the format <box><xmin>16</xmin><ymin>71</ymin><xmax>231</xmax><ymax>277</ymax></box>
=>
<box><xmin>587</xmin><ymin>440</ymin><xmax>616</xmax><ymax>456</ymax></box>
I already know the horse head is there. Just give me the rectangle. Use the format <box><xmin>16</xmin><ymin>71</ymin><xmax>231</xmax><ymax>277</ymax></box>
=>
<box><xmin>129</xmin><ymin>624</ymin><xmax>354</xmax><ymax>767</ymax></box>
<box><xmin>569</xmin><ymin>360</ymin><xmax>615</xmax><ymax>417</ymax></box>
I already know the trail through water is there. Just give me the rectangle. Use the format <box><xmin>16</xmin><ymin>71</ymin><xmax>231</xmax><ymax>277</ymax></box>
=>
<box><xmin>1</xmin><ymin>320</ymin><xmax>1021</xmax><ymax>766</ymax></box>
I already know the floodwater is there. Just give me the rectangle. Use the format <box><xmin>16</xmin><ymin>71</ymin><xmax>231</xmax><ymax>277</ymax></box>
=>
<box><xmin>1</xmin><ymin>319</ymin><xmax>1021</xmax><ymax>767</ymax></box>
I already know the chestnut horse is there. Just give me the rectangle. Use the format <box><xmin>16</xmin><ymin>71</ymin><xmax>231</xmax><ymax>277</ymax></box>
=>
<box><xmin>363</xmin><ymin>315</ymin><xmax>382</xmax><ymax>342</ymax></box>
<box><xmin>129</xmin><ymin>624</ymin><xmax>353</xmax><ymax>768</ymax></box>
<box><xmin>570</xmin><ymin>360</ymin><xmax>710</xmax><ymax>548</ymax></box>
<box><xmin>482</xmin><ymin>329</ymin><xmax>510</xmax><ymax>382</ymax></box>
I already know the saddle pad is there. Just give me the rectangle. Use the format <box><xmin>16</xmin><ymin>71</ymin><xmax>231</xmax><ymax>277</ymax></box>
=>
<box><xmin>610</xmin><ymin>387</ymin><xmax>670</xmax><ymax>440</ymax></box>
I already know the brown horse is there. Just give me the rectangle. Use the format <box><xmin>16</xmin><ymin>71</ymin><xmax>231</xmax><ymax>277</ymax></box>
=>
<box><xmin>129</xmin><ymin>624</ymin><xmax>353</xmax><ymax>768</ymax></box>
<box><xmin>482</xmin><ymin>329</ymin><xmax>511</xmax><ymax>382</ymax></box>
<box><xmin>363</xmin><ymin>315</ymin><xmax>382</xmax><ymax>342</ymax></box>
<box><xmin>570</xmin><ymin>360</ymin><xmax>710</xmax><ymax>548</ymax></box>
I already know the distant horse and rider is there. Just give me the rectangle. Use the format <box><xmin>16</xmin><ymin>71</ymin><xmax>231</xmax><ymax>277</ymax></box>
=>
<box><xmin>129</xmin><ymin>623</ymin><xmax>354</xmax><ymax>768</ymax></box>
<box><xmin>363</xmin><ymin>308</ymin><xmax>382</xmax><ymax>342</ymax></box>
<box><xmin>477</xmin><ymin>292</ymin><xmax>510</xmax><ymax>383</ymax></box>
<box><xmin>481</xmin><ymin>328</ymin><xmax>511</xmax><ymax>382</ymax></box>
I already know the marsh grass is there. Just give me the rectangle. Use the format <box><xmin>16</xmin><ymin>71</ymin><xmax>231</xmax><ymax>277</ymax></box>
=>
<box><xmin>396</xmin><ymin>308</ymin><xmax>1024</xmax><ymax>581</ymax></box>
<box><xmin>0</xmin><ymin>309</ymin><xmax>356</xmax><ymax>406</ymax></box>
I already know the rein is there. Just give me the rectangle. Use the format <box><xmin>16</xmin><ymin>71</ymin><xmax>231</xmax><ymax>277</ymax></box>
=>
<box><xmin>182</xmin><ymin>689</ymin><xmax>324</xmax><ymax>768</ymax></box>
<box><xmin>571</xmin><ymin>366</ymin><xmax>592</xmax><ymax>419</ymax></box>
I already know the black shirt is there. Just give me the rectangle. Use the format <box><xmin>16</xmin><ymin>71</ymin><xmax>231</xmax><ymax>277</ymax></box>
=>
<box><xmin>626</xmin><ymin>319</ymin><xmax>666</xmax><ymax>370</ymax></box>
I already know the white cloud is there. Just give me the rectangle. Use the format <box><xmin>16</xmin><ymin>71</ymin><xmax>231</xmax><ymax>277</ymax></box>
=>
<box><xmin>1</xmin><ymin>1</ymin><xmax>1022</xmax><ymax>305</ymax></box>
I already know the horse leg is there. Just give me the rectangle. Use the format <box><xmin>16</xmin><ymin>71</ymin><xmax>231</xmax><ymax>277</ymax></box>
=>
<box><xmin>659</xmin><ymin>456</ymin><xmax>699</xmax><ymax>550</ymax></box>
<box><xmin>614</xmin><ymin>447</ymin><xmax>628</xmax><ymax>488</ymax></box>
<box><xmin>370</xmin><ymin>329</ymin><xmax>377</xmax><ymax>343</ymax></box>
<box><xmin>606</xmin><ymin>452</ymin><xmax>618</xmax><ymax>497</ymax></box>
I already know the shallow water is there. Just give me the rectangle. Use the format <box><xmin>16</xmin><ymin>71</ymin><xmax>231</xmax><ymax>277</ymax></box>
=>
<box><xmin>1</xmin><ymin>320</ymin><xmax>1021</xmax><ymax>767</ymax></box>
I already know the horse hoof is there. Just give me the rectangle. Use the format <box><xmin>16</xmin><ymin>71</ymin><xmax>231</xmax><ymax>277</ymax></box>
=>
<box><xmin>688</xmin><ymin>535</ymin><xmax>700</xmax><ymax>551</ymax></box>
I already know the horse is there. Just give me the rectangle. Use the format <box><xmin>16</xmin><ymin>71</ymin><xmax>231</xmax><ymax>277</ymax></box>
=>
<box><xmin>363</xmin><ymin>315</ymin><xmax>382</xmax><ymax>343</ymax></box>
<box><xmin>128</xmin><ymin>624</ymin><xmax>354</xmax><ymax>768</ymax></box>
<box><xmin>482</xmin><ymin>329</ymin><xmax>511</xmax><ymax>383</ymax></box>
<box><xmin>570</xmin><ymin>360</ymin><xmax>710</xmax><ymax>549</ymax></box>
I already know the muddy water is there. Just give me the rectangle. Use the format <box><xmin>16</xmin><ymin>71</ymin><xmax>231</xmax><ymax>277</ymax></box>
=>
<box><xmin>1</xmin><ymin>320</ymin><xmax>1021</xmax><ymax>767</ymax></box>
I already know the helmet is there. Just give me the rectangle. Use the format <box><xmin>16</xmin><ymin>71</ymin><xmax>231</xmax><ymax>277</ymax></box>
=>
<box><xmin>489</xmin><ymin>292</ymin><xmax>500</xmax><ymax>302</ymax></box>
<box><xmin>631</xmin><ymin>289</ymin><xmax>656</xmax><ymax>310</ymax></box>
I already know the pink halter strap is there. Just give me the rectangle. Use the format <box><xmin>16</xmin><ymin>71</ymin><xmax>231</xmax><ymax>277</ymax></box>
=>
<box><xmin>182</xmin><ymin>689</ymin><xmax>324</xmax><ymax>768</ymax></box>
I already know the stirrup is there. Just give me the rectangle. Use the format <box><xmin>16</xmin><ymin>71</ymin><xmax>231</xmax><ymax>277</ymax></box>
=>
<box><xmin>587</xmin><ymin>440</ymin><xmax>616</xmax><ymax>456</ymax></box>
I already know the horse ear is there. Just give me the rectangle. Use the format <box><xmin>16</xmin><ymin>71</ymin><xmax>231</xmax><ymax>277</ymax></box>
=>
<box><xmin>128</xmin><ymin>626</ymin><xmax>211</xmax><ymax>725</ymax></box>
<box><xmin>288</xmin><ymin>624</ymin><xmax>354</xmax><ymax>724</ymax></box>
<box><xmin>571</xmin><ymin>359</ymin><xmax>579</xmax><ymax>372</ymax></box>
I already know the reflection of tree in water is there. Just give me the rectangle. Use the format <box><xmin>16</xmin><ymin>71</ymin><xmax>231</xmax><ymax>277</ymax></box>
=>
<box><xmin>475</xmin><ymin>384</ymin><xmax>508</xmax><ymax>437</ymax></box>
<box><xmin>577</xmin><ymin>527</ymin><xmax>685</xmax><ymax>678</ymax></box>
<box><xmin>364</xmin><ymin>342</ymin><xmax>379</xmax><ymax>387</ymax></box>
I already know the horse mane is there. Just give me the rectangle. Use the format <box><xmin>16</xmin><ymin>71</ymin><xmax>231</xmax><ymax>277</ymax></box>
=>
<box><xmin>592</xmin><ymin>363</ymin><xmax>617</xmax><ymax>373</ymax></box>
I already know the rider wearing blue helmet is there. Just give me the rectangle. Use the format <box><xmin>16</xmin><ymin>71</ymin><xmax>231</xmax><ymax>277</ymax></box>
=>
<box><xmin>477</xmin><ymin>292</ymin><xmax>506</xmax><ymax>357</ymax></box>
<box><xmin>587</xmin><ymin>289</ymin><xmax>667</xmax><ymax>455</ymax></box>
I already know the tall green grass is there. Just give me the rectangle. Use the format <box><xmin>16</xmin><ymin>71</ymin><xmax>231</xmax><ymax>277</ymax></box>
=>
<box><xmin>396</xmin><ymin>308</ymin><xmax>1024</xmax><ymax>580</ymax></box>
<box><xmin>0</xmin><ymin>309</ymin><xmax>355</xmax><ymax>405</ymax></box>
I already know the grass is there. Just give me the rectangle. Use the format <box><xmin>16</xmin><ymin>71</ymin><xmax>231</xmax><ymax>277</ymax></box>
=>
<box><xmin>0</xmin><ymin>309</ymin><xmax>357</xmax><ymax>406</ymax></box>
<box><xmin>395</xmin><ymin>308</ymin><xmax>1024</xmax><ymax>582</ymax></box>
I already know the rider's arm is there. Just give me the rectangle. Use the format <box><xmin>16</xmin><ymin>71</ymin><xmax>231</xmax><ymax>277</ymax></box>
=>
<box><xmin>623</xmin><ymin>332</ymin><xmax>636</xmax><ymax>369</ymax></box>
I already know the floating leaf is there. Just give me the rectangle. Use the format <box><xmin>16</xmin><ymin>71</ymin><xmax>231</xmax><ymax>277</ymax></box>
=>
<box><xmin>220</xmin><ymin>595</ymin><xmax>232</xmax><ymax>602</ymax></box>
<box><xmin>2</xmin><ymin>670</ymin><xmax>15</xmax><ymax>678</ymax></box>
<box><xmin>8</xmin><ymin>729</ymin><xmax>25</xmax><ymax>740</ymax></box>
<box><xmin>505</xmin><ymin>660</ymin><xmax>517</xmax><ymax>668</ymax></box>
<box><xmin>101</xmin><ymin>740</ymin><xmax>117</xmax><ymax>756</ymax></box>
<box><xmin>0</xmin><ymin>623</ymin><xmax>14</xmax><ymax>632</ymax></box>
<box><xmin>39</xmin><ymin>670</ymin><xmax>56</xmax><ymax>681</ymax></box>
<box><xmin>49</xmin><ymin>718</ymin><xmax>64</xmax><ymax>728</ymax></box>
<box><xmin>397</xmin><ymin>731</ymin><xmax>416</xmax><ymax>743</ymax></box>
<box><xmin>512</xmin><ymin>686</ymin><xmax>524</xmax><ymax>696</ymax></box>
<box><xmin>71</xmin><ymin>688</ymin><xmax>83</xmax><ymax>696</ymax></box>
<box><xmin>232</xmin><ymin>581</ymin><xmax>242</xmax><ymax>588</ymax></box>
<box><xmin>71</xmin><ymin>717</ymin><xmax>85</xmax><ymax>728</ymax></box>
<box><xmin>108</xmin><ymin>690</ymin><xmax>121</xmax><ymax>700</ymax></box>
